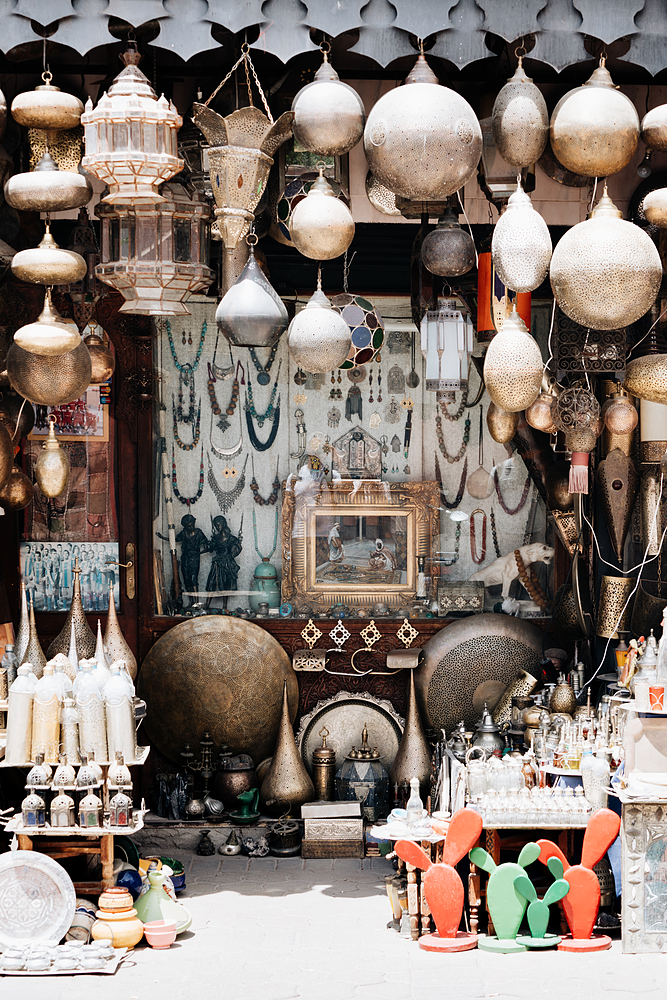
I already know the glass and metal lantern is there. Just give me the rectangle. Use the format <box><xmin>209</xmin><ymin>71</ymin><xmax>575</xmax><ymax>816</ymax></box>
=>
<box><xmin>108</xmin><ymin>788</ymin><xmax>133</xmax><ymax>827</ymax></box>
<box><xmin>50</xmin><ymin>791</ymin><xmax>76</xmax><ymax>828</ymax></box>
<box><xmin>420</xmin><ymin>299</ymin><xmax>474</xmax><ymax>403</ymax></box>
<box><xmin>78</xmin><ymin>787</ymin><xmax>103</xmax><ymax>828</ymax></box>
<box><xmin>95</xmin><ymin>182</ymin><xmax>213</xmax><ymax>315</ymax></box>
<box><xmin>335</xmin><ymin>725</ymin><xmax>389</xmax><ymax>822</ymax></box>
<box><xmin>21</xmin><ymin>788</ymin><xmax>46</xmax><ymax>828</ymax></box>
<box><xmin>81</xmin><ymin>42</ymin><xmax>183</xmax><ymax>204</ymax></box>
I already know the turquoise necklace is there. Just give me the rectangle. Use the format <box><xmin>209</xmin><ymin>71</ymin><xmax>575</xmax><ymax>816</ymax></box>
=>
<box><xmin>245</xmin><ymin>360</ymin><xmax>281</xmax><ymax>427</ymax></box>
<box><xmin>166</xmin><ymin>320</ymin><xmax>206</xmax><ymax>374</ymax></box>
<box><xmin>253</xmin><ymin>506</ymin><xmax>279</xmax><ymax>562</ymax></box>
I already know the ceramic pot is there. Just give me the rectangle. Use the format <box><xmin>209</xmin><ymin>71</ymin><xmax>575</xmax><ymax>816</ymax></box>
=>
<box><xmin>143</xmin><ymin>919</ymin><xmax>177</xmax><ymax>950</ymax></box>
<box><xmin>91</xmin><ymin>906</ymin><xmax>144</xmax><ymax>949</ymax></box>
<box><xmin>213</xmin><ymin>754</ymin><xmax>258</xmax><ymax>807</ymax></box>
<box><xmin>134</xmin><ymin>870</ymin><xmax>192</xmax><ymax>934</ymax></box>
<box><xmin>98</xmin><ymin>886</ymin><xmax>133</xmax><ymax>912</ymax></box>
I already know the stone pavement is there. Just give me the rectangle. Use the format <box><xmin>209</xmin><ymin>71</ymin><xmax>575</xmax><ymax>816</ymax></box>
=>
<box><xmin>3</xmin><ymin>856</ymin><xmax>666</xmax><ymax>1000</ymax></box>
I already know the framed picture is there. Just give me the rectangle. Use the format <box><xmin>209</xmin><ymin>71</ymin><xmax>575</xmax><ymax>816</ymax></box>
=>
<box><xmin>28</xmin><ymin>386</ymin><xmax>109</xmax><ymax>442</ymax></box>
<box><xmin>281</xmin><ymin>480</ymin><xmax>439</xmax><ymax>610</ymax></box>
<box><xmin>20</xmin><ymin>542</ymin><xmax>120</xmax><ymax>612</ymax></box>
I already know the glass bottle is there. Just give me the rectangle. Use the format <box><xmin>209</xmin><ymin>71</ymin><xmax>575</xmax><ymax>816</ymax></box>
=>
<box><xmin>2</xmin><ymin>643</ymin><xmax>18</xmax><ymax>687</ymax></box>
<box><xmin>31</xmin><ymin>663</ymin><xmax>62</xmax><ymax>764</ymax></box>
<box><xmin>75</xmin><ymin>660</ymin><xmax>108</xmax><ymax>764</ymax></box>
<box><xmin>406</xmin><ymin>776</ymin><xmax>423</xmax><ymax>829</ymax></box>
<box><xmin>61</xmin><ymin>697</ymin><xmax>81</xmax><ymax>764</ymax></box>
<box><xmin>103</xmin><ymin>663</ymin><xmax>136</xmax><ymax>763</ymax></box>
<box><xmin>51</xmin><ymin>655</ymin><xmax>73</xmax><ymax>700</ymax></box>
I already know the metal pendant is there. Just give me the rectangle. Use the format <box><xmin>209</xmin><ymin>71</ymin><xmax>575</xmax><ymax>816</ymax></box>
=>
<box><xmin>257</xmin><ymin>371</ymin><xmax>271</xmax><ymax>386</ymax></box>
<box><xmin>597</xmin><ymin>448</ymin><xmax>639</xmax><ymax>564</ymax></box>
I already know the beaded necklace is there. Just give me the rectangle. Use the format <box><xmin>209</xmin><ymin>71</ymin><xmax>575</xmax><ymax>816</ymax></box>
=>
<box><xmin>514</xmin><ymin>549</ymin><xmax>549</xmax><ymax>610</ymax></box>
<box><xmin>171</xmin><ymin>445</ymin><xmax>205</xmax><ymax>507</ymax></box>
<box><xmin>435</xmin><ymin>412</ymin><xmax>471</xmax><ymax>463</ymax></box>
<box><xmin>433</xmin><ymin>452</ymin><xmax>467</xmax><ymax>510</ymax></box>
<box><xmin>470</xmin><ymin>509</ymin><xmax>487</xmax><ymax>564</ymax></box>
<box><xmin>440</xmin><ymin>520</ymin><xmax>462</xmax><ymax>567</ymax></box>
<box><xmin>207</xmin><ymin>454</ymin><xmax>248</xmax><ymax>515</ymax></box>
<box><xmin>253</xmin><ymin>506</ymin><xmax>279</xmax><ymax>562</ymax></box>
<box><xmin>246</xmin><ymin>403</ymin><xmax>281</xmax><ymax>452</ymax></box>
<box><xmin>249</xmin><ymin>344</ymin><xmax>279</xmax><ymax>386</ymax></box>
<box><xmin>250</xmin><ymin>457</ymin><xmax>280</xmax><ymax>506</ymax></box>
<box><xmin>438</xmin><ymin>384</ymin><xmax>468</xmax><ymax>421</ymax></box>
<box><xmin>172</xmin><ymin>395</ymin><xmax>201</xmax><ymax>450</ymax></box>
<box><xmin>490</xmin><ymin>507</ymin><xmax>502</xmax><ymax>558</ymax></box>
<box><xmin>176</xmin><ymin>372</ymin><xmax>196</xmax><ymax>424</ymax></box>
<box><xmin>493</xmin><ymin>468</ymin><xmax>532</xmax><ymax>515</ymax></box>
<box><xmin>246</xmin><ymin>362</ymin><xmax>281</xmax><ymax>426</ymax></box>
<box><xmin>167</xmin><ymin>320</ymin><xmax>206</xmax><ymax>375</ymax></box>
<box><xmin>208</xmin><ymin>361</ymin><xmax>242</xmax><ymax>434</ymax></box>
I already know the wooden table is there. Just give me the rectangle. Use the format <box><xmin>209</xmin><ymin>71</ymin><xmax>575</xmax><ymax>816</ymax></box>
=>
<box><xmin>15</xmin><ymin>830</ymin><xmax>115</xmax><ymax>896</ymax></box>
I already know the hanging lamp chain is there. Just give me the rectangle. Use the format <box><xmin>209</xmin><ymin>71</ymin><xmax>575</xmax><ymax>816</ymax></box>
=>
<box><xmin>203</xmin><ymin>43</ymin><xmax>274</xmax><ymax>123</ymax></box>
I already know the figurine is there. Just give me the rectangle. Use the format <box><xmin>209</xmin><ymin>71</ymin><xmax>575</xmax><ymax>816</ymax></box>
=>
<box><xmin>158</xmin><ymin>514</ymin><xmax>208</xmax><ymax>606</ymax></box>
<box><xmin>468</xmin><ymin>543</ymin><xmax>554</xmax><ymax>597</ymax></box>
<box><xmin>205</xmin><ymin>515</ymin><xmax>242</xmax><ymax>609</ymax></box>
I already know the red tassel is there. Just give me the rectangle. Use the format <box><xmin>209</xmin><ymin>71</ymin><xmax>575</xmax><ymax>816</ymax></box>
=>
<box><xmin>569</xmin><ymin>455</ymin><xmax>589</xmax><ymax>494</ymax></box>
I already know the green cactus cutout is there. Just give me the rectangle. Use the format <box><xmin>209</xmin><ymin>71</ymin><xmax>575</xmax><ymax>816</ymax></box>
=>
<box><xmin>514</xmin><ymin>873</ymin><xmax>570</xmax><ymax>939</ymax></box>
<box><xmin>547</xmin><ymin>856</ymin><xmax>565</xmax><ymax>880</ymax></box>
<box><xmin>469</xmin><ymin>841</ymin><xmax>542</xmax><ymax>941</ymax></box>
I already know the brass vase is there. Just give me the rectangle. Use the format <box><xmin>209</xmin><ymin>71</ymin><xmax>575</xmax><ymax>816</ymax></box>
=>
<box><xmin>389</xmin><ymin>670</ymin><xmax>432</xmax><ymax>800</ymax></box>
<box><xmin>104</xmin><ymin>583</ymin><xmax>137</xmax><ymax>681</ymax></box>
<box><xmin>46</xmin><ymin>558</ymin><xmax>95</xmax><ymax>660</ymax></box>
<box><xmin>22</xmin><ymin>599</ymin><xmax>46</xmax><ymax>679</ymax></box>
<box><xmin>15</xmin><ymin>582</ymin><xmax>30</xmax><ymax>665</ymax></box>
<box><xmin>260</xmin><ymin>681</ymin><xmax>314</xmax><ymax>817</ymax></box>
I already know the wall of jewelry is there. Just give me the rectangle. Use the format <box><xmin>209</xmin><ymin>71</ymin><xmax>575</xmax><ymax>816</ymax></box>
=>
<box><xmin>152</xmin><ymin>294</ymin><xmax>553</xmax><ymax>616</ymax></box>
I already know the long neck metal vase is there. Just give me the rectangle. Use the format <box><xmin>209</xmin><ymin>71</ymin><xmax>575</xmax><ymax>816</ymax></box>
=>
<box><xmin>46</xmin><ymin>558</ymin><xmax>96</xmax><ymax>660</ymax></box>
<box><xmin>104</xmin><ymin>582</ymin><xmax>137</xmax><ymax>681</ymax></box>
<box><xmin>389</xmin><ymin>670</ymin><xmax>432</xmax><ymax>801</ymax></box>
<box><xmin>22</xmin><ymin>599</ymin><xmax>47</xmax><ymax>679</ymax></box>
<box><xmin>15</xmin><ymin>581</ymin><xmax>30</xmax><ymax>665</ymax></box>
<box><xmin>260</xmin><ymin>681</ymin><xmax>315</xmax><ymax>817</ymax></box>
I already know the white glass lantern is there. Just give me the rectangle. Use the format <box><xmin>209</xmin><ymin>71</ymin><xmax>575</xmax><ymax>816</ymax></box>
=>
<box><xmin>81</xmin><ymin>42</ymin><xmax>182</xmax><ymax>204</ymax></box>
<box><xmin>95</xmin><ymin>182</ymin><xmax>213</xmax><ymax>315</ymax></box>
<box><xmin>420</xmin><ymin>299</ymin><xmax>474</xmax><ymax>402</ymax></box>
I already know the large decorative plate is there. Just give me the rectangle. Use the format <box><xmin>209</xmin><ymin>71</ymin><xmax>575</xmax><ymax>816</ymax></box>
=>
<box><xmin>138</xmin><ymin>617</ymin><xmax>298</xmax><ymax>764</ymax></box>
<box><xmin>297</xmin><ymin>691</ymin><xmax>404</xmax><ymax>775</ymax></box>
<box><xmin>0</xmin><ymin>850</ymin><xmax>76</xmax><ymax>949</ymax></box>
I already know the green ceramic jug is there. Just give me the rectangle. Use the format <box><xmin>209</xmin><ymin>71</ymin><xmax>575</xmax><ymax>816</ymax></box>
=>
<box><xmin>134</xmin><ymin>870</ymin><xmax>192</xmax><ymax>934</ymax></box>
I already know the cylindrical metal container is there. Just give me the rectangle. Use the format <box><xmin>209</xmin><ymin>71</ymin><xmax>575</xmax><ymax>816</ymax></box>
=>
<box><xmin>311</xmin><ymin>726</ymin><xmax>336</xmax><ymax>801</ymax></box>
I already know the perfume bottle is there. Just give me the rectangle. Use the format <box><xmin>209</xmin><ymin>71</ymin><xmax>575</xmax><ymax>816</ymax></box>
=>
<box><xmin>406</xmin><ymin>776</ymin><xmax>423</xmax><ymax>829</ymax></box>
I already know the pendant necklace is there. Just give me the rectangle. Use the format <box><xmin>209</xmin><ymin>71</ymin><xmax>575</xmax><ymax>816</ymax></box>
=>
<box><xmin>493</xmin><ymin>468</ymin><xmax>532</xmax><ymax>515</ymax></box>
<box><xmin>172</xmin><ymin>395</ymin><xmax>201</xmax><ymax>450</ymax></box>
<box><xmin>440</xmin><ymin>521</ymin><xmax>462</xmax><ymax>567</ymax></box>
<box><xmin>470</xmin><ymin>508</ymin><xmax>487</xmax><ymax>564</ymax></box>
<box><xmin>436</xmin><ymin>411</ymin><xmax>471</xmax><ymax>463</ymax></box>
<box><xmin>210</xmin><ymin>412</ymin><xmax>243</xmax><ymax>460</ymax></box>
<box><xmin>207</xmin><ymin>454</ymin><xmax>248</xmax><ymax>515</ymax></box>
<box><xmin>434</xmin><ymin>451</ymin><xmax>468</xmax><ymax>509</ymax></box>
<box><xmin>172</xmin><ymin>444</ymin><xmax>205</xmax><ymax>507</ymax></box>
<box><xmin>246</xmin><ymin>362</ymin><xmax>281</xmax><ymax>426</ymax></box>
<box><xmin>211</xmin><ymin>333</ymin><xmax>234</xmax><ymax>381</ymax></box>
<box><xmin>249</xmin><ymin>343</ymin><xmax>279</xmax><ymax>386</ymax></box>
<box><xmin>253</xmin><ymin>506</ymin><xmax>279</xmax><ymax>563</ymax></box>
<box><xmin>250</xmin><ymin>456</ymin><xmax>280</xmax><ymax>505</ymax></box>
<box><xmin>167</xmin><ymin>320</ymin><xmax>207</xmax><ymax>424</ymax></box>
<box><xmin>208</xmin><ymin>360</ymin><xmax>243</xmax><ymax>434</ymax></box>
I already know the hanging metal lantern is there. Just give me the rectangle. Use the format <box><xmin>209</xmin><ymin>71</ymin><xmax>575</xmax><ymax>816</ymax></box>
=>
<box><xmin>641</xmin><ymin>105</ymin><xmax>667</xmax><ymax>151</ymax></box>
<box><xmin>192</xmin><ymin>96</ymin><xmax>293</xmax><ymax>249</ymax></box>
<box><xmin>642</xmin><ymin>187</ymin><xmax>667</xmax><ymax>227</ymax></box>
<box><xmin>550</xmin><ymin>58</ymin><xmax>639</xmax><ymax>178</ymax></box>
<box><xmin>483</xmin><ymin>308</ymin><xmax>543</xmax><ymax>413</ymax></box>
<box><xmin>13</xmin><ymin>289</ymin><xmax>82</xmax><ymax>357</ymax></box>
<box><xmin>289</xmin><ymin>166</ymin><xmax>354</xmax><ymax>260</ymax></box>
<box><xmin>12</xmin><ymin>223</ymin><xmax>86</xmax><ymax>286</ymax></box>
<box><xmin>491</xmin><ymin>181</ymin><xmax>552</xmax><ymax>293</ymax></box>
<box><xmin>5</xmin><ymin>149</ymin><xmax>92</xmax><ymax>213</ymax></box>
<box><xmin>63</xmin><ymin>208</ymin><xmax>102</xmax><ymax>331</ymax></box>
<box><xmin>216</xmin><ymin>240</ymin><xmax>287</xmax><ymax>348</ymax></box>
<box><xmin>363</xmin><ymin>52</ymin><xmax>482</xmax><ymax>200</ymax></box>
<box><xmin>602</xmin><ymin>386</ymin><xmax>638</xmax><ymax>435</ymax></box>
<box><xmin>292</xmin><ymin>49</ymin><xmax>365</xmax><ymax>156</ymax></box>
<box><xmin>421</xmin><ymin>204</ymin><xmax>475</xmax><ymax>277</ymax></box>
<box><xmin>491</xmin><ymin>58</ymin><xmax>548</xmax><ymax>169</ymax></box>
<box><xmin>625</xmin><ymin>354</ymin><xmax>667</xmax><ymax>405</ymax></box>
<box><xmin>0</xmin><ymin>387</ymin><xmax>35</xmax><ymax>441</ymax></box>
<box><xmin>81</xmin><ymin>42</ymin><xmax>182</xmax><ymax>203</ymax></box>
<box><xmin>11</xmin><ymin>71</ymin><xmax>83</xmax><ymax>132</ymax></box>
<box><xmin>552</xmin><ymin>385</ymin><xmax>602</xmax><ymax>494</ymax></box>
<box><xmin>331</xmin><ymin>293</ymin><xmax>384</xmax><ymax>370</ymax></box>
<box><xmin>7</xmin><ymin>340</ymin><xmax>91</xmax><ymax>406</ymax></box>
<box><xmin>95</xmin><ymin>182</ymin><xmax>213</xmax><ymax>315</ymax></box>
<box><xmin>365</xmin><ymin>172</ymin><xmax>401</xmax><ymax>216</ymax></box>
<box><xmin>525</xmin><ymin>378</ymin><xmax>559</xmax><ymax>434</ymax></box>
<box><xmin>34</xmin><ymin>417</ymin><xmax>69</xmax><ymax>498</ymax></box>
<box><xmin>420</xmin><ymin>299</ymin><xmax>474</xmax><ymax>402</ymax></box>
<box><xmin>288</xmin><ymin>275</ymin><xmax>351</xmax><ymax>374</ymax></box>
<box><xmin>84</xmin><ymin>325</ymin><xmax>115</xmax><ymax>384</ymax></box>
<box><xmin>550</xmin><ymin>186</ymin><xmax>662</xmax><ymax>331</ymax></box>
<box><xmin>0</xmin><ymin>464</ymin><xmax>33</xmax><ymax>511</ymax></box>
<box><xmin>486</xmin><ymin>402</ymin><xmax>519</xmax><ymax>444</ymax></box>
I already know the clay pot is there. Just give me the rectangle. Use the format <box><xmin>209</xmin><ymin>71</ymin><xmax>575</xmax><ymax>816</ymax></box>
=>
<box><xmin>98</xmin><ymin>887</ymin><xmax>133</xmax><ymax>912</ymax></box>
<box><xmin>92</xmin><ymin>906</ymin><xmax>144</xmax><ymax>949</ymax></box>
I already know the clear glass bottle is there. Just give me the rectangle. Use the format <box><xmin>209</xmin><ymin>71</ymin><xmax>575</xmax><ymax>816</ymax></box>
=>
<box><xmin>405</xmin><ymin>776</ymin><xmax>423</xmax><ymax>830</ymax></box>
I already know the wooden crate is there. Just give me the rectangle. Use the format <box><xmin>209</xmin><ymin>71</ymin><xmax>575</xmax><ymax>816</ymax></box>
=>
<box><xmin>301</xmin><ymin>839</ymin><xmax>364</xmax><ymax>859</ymax></box>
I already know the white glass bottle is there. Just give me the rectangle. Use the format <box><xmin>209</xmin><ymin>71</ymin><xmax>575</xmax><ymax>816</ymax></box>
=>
<box><xmin>582</xmin><ymin>746</ymin><xmax>610</xmax><ymax>813</ymax></box>
<box><xmin>60</xmin><ymin>697</ymin><xmax>81</xmax><ymax>765</ymax></box>
<box><xmin>75</xmin><ymin>660</ymin><xmax>108</xmax><ymax>764</ymax></box>
<box><xmin>406</xmin><ymin>776</ymin><xmax>423</xmax><ymax>830</ymax></box>
<box><xmin>31</xmin><ymin>663</ymin><xmax>62</xmax><ymax>763</ymax></box>
<box><xmin>5</xmin><ymin>665</ymin><xmax>36</xmax><ymax>764</ymax></box>
<box><xmin>49</xmin><ymin>655</ymin><xmax>73</xmax><ymax>700</ymax></box>
<box><xmin>103</xmin><ymin>663</ymin><xmax>136</xmax><ymax>762</ymax></box>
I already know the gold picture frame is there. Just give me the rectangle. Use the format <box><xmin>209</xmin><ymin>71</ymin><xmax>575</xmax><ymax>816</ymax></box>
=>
<box><xmin>281</xmin><ymin>479</ymin><xmax>439</xmax><ymax>610</ymax></box>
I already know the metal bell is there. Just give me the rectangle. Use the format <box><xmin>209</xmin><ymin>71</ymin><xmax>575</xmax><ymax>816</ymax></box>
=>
<box><xmin>292</xmin><ymin>50</ymin><xmax>365</xmax><ymax>156</ymax></box>
<box><xmin>289</xmin><ymin>167</ymin><xmax>355</xmax><ymax>261</ymax></box>
<box><xmin>421</xmin><ymin>204</ymin><xmax>475</xmax><ymax>277</ymax></box>
<box><xmin>550</xmin><ymin>58</ymin><xmax>639</xmax><ymax>178</ymax></box>
<box><xmin>492</xmin><ymin>58</ymin><xmax>548</xmax><ymax>169</ymax></box>
<box><xmin>287</xmin><ymin>274</ymin><xmax>351</xmax><ymax>374</ymax></box>
<box><xmin>12</xmin><ymin>223</ymin><xmax>87</xmax><ymax>286</ymax></box>
<box><xmin>491</xmin><ymin>181</ymin><xmax>552</xmax><ymax>294</ymax></box>
<box><xmin>363</xmin><ymin>52</ymin><xmax>482</xmax><ymax>201</ymax></box>
<box><xmin>550</xmin><ymin>185</ymin><xmax>662</xmax><ymax>331</ymax></box>
<box><xmin>35</xmin><ymin>418</ymin><xmax>70</xmax><ymax>498</ymax></box>
<box><xmin>215</xmin><ymin>243</ymin><xmax>288</xmax><ymax>348</ymax></box>
<box><xmin>483</xmin><ymin>307</ymin><xmax>543</xmax><ymax>413</ymax></box>
<box><xmin>13</xmin><ymin>289</ymin><xmax>82</xmax><ymax>357</ymax></box>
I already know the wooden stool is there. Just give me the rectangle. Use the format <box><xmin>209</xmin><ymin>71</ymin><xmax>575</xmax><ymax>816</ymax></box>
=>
<box><xmin>17</xmin><ymin>832</ymin><xmax>115</xmax><ymax>895</ymax></box>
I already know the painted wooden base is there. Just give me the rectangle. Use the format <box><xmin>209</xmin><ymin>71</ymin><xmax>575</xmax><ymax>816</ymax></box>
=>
<box><xmin>516</xmin><ymin>933</ymin><xmax>561</xmax><ymax>949</ymax></box>
<box><xmin>558</xmin><ymin>934</ymin><xmax>612</xmax><ymax>952</ymax></box>
<box><xmin>418</xmin><ymin>931</ymin><xmax>478</xmax><ymax>953</ymax></box>
<box><xmin>477</xmin><ymin>936</ymin><xmax>527</xmax><ymax>954</ymax></box>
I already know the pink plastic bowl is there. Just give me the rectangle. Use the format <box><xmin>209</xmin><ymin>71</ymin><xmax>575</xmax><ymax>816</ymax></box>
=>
<box><xmin>143</xmin><ymin>919</ymin><xmax>178</xmax><ymax>950</ymax></box>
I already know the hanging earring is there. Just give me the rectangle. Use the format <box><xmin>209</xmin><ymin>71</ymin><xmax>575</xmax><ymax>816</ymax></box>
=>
<box><xmin>377</xmin><ymin>364</ymin><xmax>382</xmax><ymax>403</ymax></box>
<box><xmin>182</xmin><ymin>328</ymin><xmax>187</xmax><ymax>345</ymax></box>
<box><xmin>368</xmin><ymin>367</ymin><xmax>374</xmax><ymax>403</ymax></box>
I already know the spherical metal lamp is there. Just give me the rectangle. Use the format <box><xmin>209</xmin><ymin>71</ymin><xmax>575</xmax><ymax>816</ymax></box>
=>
<box><xmin>7</xmin><ymin>340</ymin><xmax>91</xmax><ymax>406</ymax></box>
<box><xmin>288</xmin><ymin>275</ymin><xmax>352</xmax><ymax>374</ymax></box>
<box><xmin>5</xmin><ymin>149</ymin><xmax>92</xmax><ymax>213</ymax></box>
<box><xmin>216</xmin><ymin>241</ymin><xmax>288</xmax><ymax>348</ymax></box>
<box><xmin>12</xmin><ymin>223</ymin><xmax>86</xmax><ymax>286</ymax></box>
<box><xmin>483</xmin><ymin>307</ymin><xmax>543</xmax><ymax>413</ymax></box>
<box><xmin>491</xmin><ymin>181</ymin><xmax>552</xmax><ymax>293</ymax></box>
<box><xmin>289</xmin><ymin>166</ymin><xmax>355</xmax><ymax>260</ymax></box>
<box><xmin>34</xmin><ymin>417</ymin><xmax>69</xmax><ymax>498</ymax></box>
<box><xmin>492</xmin><ymin>58</ymin><xmax>548</xmax><ymax>169</ymax></box>
<box><xmin>11</xmin><ymin>71</ymin><xmax>83</xmax><ymax>132</ymax></box>
<box><xmin>13</xmin><ymin>290</ymin><xmax>82</xmax><ymax>357</ymax></box>
<box><xmin>421</xmin><ymin>205</ymin><xmax>476</xmax><ymax>277</ymax></box>
<box><xmin>292</xmin><ymin>49</ymin><xmax>365</xmax><ymax>156</ymax></box>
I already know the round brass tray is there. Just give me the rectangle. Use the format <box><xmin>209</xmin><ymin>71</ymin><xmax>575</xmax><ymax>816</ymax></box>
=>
<box><xmin>297</xmin><ymin>691</ymin><xmax>404</xmax><ymax>775</ymax></box>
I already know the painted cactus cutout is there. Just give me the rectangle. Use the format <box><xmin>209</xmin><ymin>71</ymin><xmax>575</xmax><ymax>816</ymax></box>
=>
<box><xmin>514</xmin><ymin>873</ymin><xmax>570</xmax><ymax>939</ymax></box>
<box><xmin>468</xmin><ymin>841</ymin><xmax>541</xmax><ymax>941</ymax></box>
